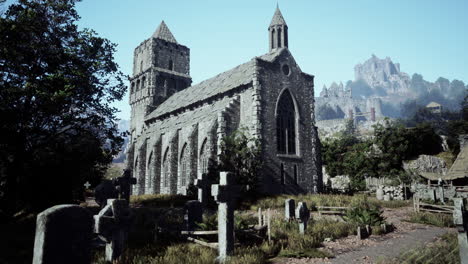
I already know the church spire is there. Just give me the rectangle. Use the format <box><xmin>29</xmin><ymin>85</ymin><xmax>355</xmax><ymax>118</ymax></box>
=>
<box><xmin>153</xmin><ymin>20</ymin><xmax>178</xmax><ymax>43</ymax></box>
<box><xmin>268</xmin><ymin>6</ymin><xmax>288</xmax><ymax>51</ymax></box>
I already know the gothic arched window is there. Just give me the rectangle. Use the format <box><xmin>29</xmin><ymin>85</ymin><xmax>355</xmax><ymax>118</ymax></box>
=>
<box><xmin>168</xmin><ymin>59</ymin><xmax>174</xmax><ymax>71</ymax></box>
<box><xmin>199</xmin><ymin>139</ymin><xmax>209</xmax><ymax>176</ymax></box>
<box><xmin>276</xmin><ymin>90</ymin><xmax>296</xmax><ymax>154</ymax></box>
<box><xmin>142</xmin><ymin>76</ymin><xmax>146</xmax><ymax>88</ymax></box>
<box><xmin>180</xmin><ymin>144</ymin><xmax>190</xmax><ymax>186</ymax></box>
<box><xmin>162</xmin><ymin>147</ymin><xmax>170</xmax><ymax>188</ymax></box>
<box><xmin>271</xmin><ymin>28</ymin><xmax>275</xmax><ymax>49</ymax></box>
<box><xmin>277</xmin><ymin>28</ymin><xmax>282</xmax><ymax>47</ymax></box>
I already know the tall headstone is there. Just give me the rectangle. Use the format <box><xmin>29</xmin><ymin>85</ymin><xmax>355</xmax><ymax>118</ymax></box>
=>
<box><xmin>285</xmin><ymin>199</ymin><xmax>295</xmax><ymax>221</ymax></box>
<box><xmin>113</xmin><ymin>169</ymin><xmax>137</xmax><ymax>202</ymax></box>
<box><xmin>94</xmin><ymin>199</ymin><xmax>133</xmax><ymax>263</ymax></box>
<box><xmin>453</xmin><ymin>198</ymin><xmax>468</xmax><ymax>264</ymax></box>
<box><xmin>185</xmin><ymin>200</ymin><xmax>203</xmax><ymax>231</ymax></box>
<box><xmin>295</xmin><ymin>202</ymin><xmax>310</xmax><ymax>234</ymax></box>
<box><xmin>33</xmin><ymin>205</ymin><xmax>93</xmax><ymax>264</ymax></box>
<box><xmin>211</xmin><ymin>171</ymin><xmax>241</xmax><ymax>262</ymax></box>
<box><xmin>376</xmin><ymin>186</ymin><xmax>384</xmax><ymax>201</ymax></box>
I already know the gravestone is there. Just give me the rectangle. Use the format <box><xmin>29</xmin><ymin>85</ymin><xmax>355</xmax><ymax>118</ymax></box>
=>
<box><xmin>95</xmin><ymin>180</ymin><xmax>118</xmax><ymax>207</ymax></box>
<box><xmin>211</xmin><ymin>171</ymin><xmax>241</xmax><ymax>262</ymax></box>
<box><xmin>94</xmin><ymin>199</ymin><xmax>134</xmax><ymax>263</ymax></box>
<box><xmin>376</xmin><ymin>186</ymin><xmax>384</xmax><ymax>200</ymax></box>
<box><xmin>285</xmin><ymin>199</ymin><xmax>295</xmax><ymax>221</ymax></box>
<box><xmin>185</xmin><ymin>200</ymin><xmax>203</xmax><ymax>231</ymax></box>
<box><xmin>258</xmin><ymin>207</ymin><xmax>263</xmax><ymax>226</ymax></box>
<box><xmin>195</xmin><ymin>174</ymin><xmax>210</xmax><ymax>204</ymax></box>
<box><xmin>453</xmin><ymin>198</ymin><xmax>468</xmax><ymax>264</ymax></box>
<box><xmin>357</xmin><ymin>226</ymin><xmax>364</xmax><ymax>240</ymax></box>
<box><xmin>383</xmin><ymin>194</ymin><xmax>391</xmax><ymax>201</ymax></box>
<box><xmin>295</xmin><ymin>202</ymin><xmax>310</xmax><ymax>234</ymax></box>
<box><xmin>113</xmin><ymin>169</ymin><xmax>137</xmax><ymax>201</ymax></box>
<box><xmin>33</xmin><ymin>205</ymin><xmax>93</xmax><ymax>264</ymax></box>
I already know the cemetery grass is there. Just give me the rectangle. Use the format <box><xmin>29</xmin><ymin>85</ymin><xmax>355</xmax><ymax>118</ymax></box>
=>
<box><xmin>406</xmin><ymin>212</ymin><xmax>455</xmax><ymax>227</ymax></box>
<box><xmin>377</xmin><ymin>232</ymin><xmax>459</xmax><ymax>264</ymax></box>
<box><xmin>247</xmin><ymin>193</ymin><xmax>409</xmax><ymax>211</ymax></box>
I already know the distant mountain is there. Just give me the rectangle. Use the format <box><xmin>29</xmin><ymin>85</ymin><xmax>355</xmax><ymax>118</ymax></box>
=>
<box><xmin>113</xmin><ymin>119</ymin><xmax>129</xmax><ymax>164</ymax></box>
<box><xmin>321</xmin><ymin>55</ymin><xmax>467</xmax><ymax>117</ymax></box>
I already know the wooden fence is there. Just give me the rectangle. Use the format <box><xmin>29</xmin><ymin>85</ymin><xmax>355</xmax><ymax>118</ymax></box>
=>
<box><xmin>317</xmin><ymin>206</ymin><xmax>349</xmax><ymax>216</ymax></box>
<box><xmin>413</xmin><ymin>196</ymin><xmax>454</xmax><ymax>214</ymax></box>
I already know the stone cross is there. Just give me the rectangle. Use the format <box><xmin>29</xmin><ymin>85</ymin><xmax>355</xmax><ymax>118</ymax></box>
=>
<box><xmin>453</xmin><ymin>198</ymin><xmax>468</xmax><ymax>264</ymax></box>
<box><xmin>211</xmin><ymin>171</ymin><xmax>242</xmax><ymax>262</ymax></box>
<box><xmin>195</xmin><ymin>173</ymin><xmax>210</xmax><ymax>204</ymax></box>
<box><xmin>84</xmin><ymin>181</ymin><xmax>91</xmax><ymax>189</ymax></box>
<box><xmin>285</xmin><ymin>199</ymin><xmax>295</xmax><ymax>221</ymax></box>
<box><xmin>33</xmin><ymin>205</ymin><xmax>93</xmax><ymax>264</ymax></box>
<box><xmin>94</xmin><ymin>199</ymin><xmax>133</xmax><ymax>263</ymax></box>
<box><xmin>185</xmin><ymin>200</ymin><xmax>203</xmax><ymax>231</ymax></box>
<box><xmin>113</xmin><ymin>169</ymin><xmax>137</xmax><ymax>202</ymax></box>
<box><xmin>295</xmin><ymin>202</ymin><xmax>310</xmax><ymax>234</ymax></box>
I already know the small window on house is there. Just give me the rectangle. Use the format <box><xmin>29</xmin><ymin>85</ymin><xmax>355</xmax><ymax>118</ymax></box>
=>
<box><xmin>140</xmin><ymin>61</ymin><xmax>144</xmax><ymax>72</ymax></box>
<box><xmin>168</xmin><ymin>60</ymin><xmax>174</xmax><ymax>71</ymax></box>
<box><xmin>136</xmin><ymin>80</ymin><xmax>140</xmax><ymax>91</ymax></box>
<box><xmin>282</xmin><ymin>64</ymin><xmax>290</xmax><ymax>76</ymax></box>
<box><xmin>280</xmin><ymin>163</ymin><xmax>285</xmax><ymax>185</ymax></box>
<box><xmin>142</xmin><ymin>77</ymin><xmax>146</xmax><ymax>88</ymax></box>
<box><xmin>131</xmin><ymin>82</ymin><xmax>135</xmax><ymax>93</ymax></box>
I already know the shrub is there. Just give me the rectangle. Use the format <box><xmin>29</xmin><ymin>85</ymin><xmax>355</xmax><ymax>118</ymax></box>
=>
<box><xmin>343</xmin><ymin>196</ymin><xmax>385</xmax><ymax>226</ymax></box>
<box><xmin>406</xmin><ymin>212</ymin><xmax>454</xmax><ymax>227</ymax></box>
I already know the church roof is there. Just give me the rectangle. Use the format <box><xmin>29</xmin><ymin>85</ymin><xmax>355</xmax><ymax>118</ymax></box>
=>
<box><xmin>269</xmin><ymin>6</ymin><xmax>287</xmax><ymax>27</ymax></box>
<box><xmin>153</xmin><ymin>21</ymin><xmax>178</xmax><ymax>43</ymax></box>
<box><xmin>446</xmin><ymin>144</ymin><xmax>468</xmax><ymax>180</ymax></box>
<box><xmin>146</xmin><ymin>49</ymin><xmax>286</xmax><ymax>121</ymax></box>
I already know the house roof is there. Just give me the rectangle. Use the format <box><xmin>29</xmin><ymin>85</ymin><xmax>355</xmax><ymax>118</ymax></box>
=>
<box><xmin>426</xmin><ymin>101</ymin><xmax>441</xmax><ymax>108</ymax></box>
<box><xmin>446</xmin><ymin>145</ymin><xmax>468</xmax><ymax>180</ymax></box>
<box><xmin>145</xmin><ymin>48</ymin><xmax>285</xmax><ymax>122</ymax></box>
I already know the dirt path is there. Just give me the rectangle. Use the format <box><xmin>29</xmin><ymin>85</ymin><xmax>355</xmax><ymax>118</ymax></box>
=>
<box><xmin>274</xmin><ymin>206</ymin><xmax>455</xmax><ymax>264</ymax></box>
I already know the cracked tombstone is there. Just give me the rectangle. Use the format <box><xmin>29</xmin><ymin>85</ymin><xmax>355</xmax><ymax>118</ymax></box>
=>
<box><xmin>295</xmin><ymin>202</ymin><xmax>310</xmax><ymax>234</ymax></box>
<box><xmin>453</xmin><ymin>198</ymin><xmax>468</xmax><ymax>264</ymax></box>
<box><xmin>33</xmin><ymin>205</ymin><xmax>93</xmax><ymax>264</ymax></box>
<box><xmin>195</xmin><ymin>173</ymin><xmax>210</xmax><ymax>205</ymax></box>
<box><xmin>113</xmin><ymin>169</ymin><xmax>137</xmax><ymax>202</ymax></box>
<box><xmin>94</xmin><ymin>199</ymin><xmax>134</xmax><ymax>263</ymax></box>
<box><xmin>211</xmin><ymin>171</ymin><xmax>242</xmax><ymax>263</ymax></box>
<box><xmin>185</xmin><ymin>200</ymin><xmax>203</xmax><ymax>231</ymax></box>
<box><xmin>285</xmin><ymin>199</ymin><xmax>295</xmax><ymax>221</ymax></box>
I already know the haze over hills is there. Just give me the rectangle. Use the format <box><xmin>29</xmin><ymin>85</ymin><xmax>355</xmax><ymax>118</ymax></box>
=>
<box><xmin>320</xmin><ymin>55</ymin><xmax>467</xmax><ymax>118</ymax></box>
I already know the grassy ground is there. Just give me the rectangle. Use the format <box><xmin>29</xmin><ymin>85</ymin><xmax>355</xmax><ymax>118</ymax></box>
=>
<box><xmin>247</xmin><ymin>193</ymin><xmax>409</xmax><ymax>210</ymax></box>
<box><xmin>406</xmin><ymin>212</ymin><xmax>455</xmax><ymax>227</ymax></box>
<box><xmin>377</xmin><ymin>232</ymin><xmax>459</xmax><ymax>264</ymax></box>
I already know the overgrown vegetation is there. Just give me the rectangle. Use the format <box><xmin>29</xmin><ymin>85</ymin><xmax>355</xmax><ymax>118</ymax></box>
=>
<box><xmin>406</xmin><ymin>212</ymin><xmax>455</xmax><ymax>228</ymax></box>
<box><xmin>343</xmin><ymin>197</ymin><xmax>385</xmax><ymax>226</ymax></box>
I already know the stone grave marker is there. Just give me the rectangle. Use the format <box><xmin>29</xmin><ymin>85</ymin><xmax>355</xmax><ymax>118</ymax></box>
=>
<box><xmin>211</xmin><ymin>171</ymin><xmax>241</xmax><ymax>262</ymax></box>
<box><xmin>285</xmin><ymin>199</ymin><xmax>295</xmax><ymax>221</ymax></box>
<box><xmin>376</xmin><ymin>186</ymin><xmax>384</xmax><ymax>200</ymax></box>
<box><xmin>113</xmin><ymin>169</ymin><xmax>137</xmax><ymax>202</ymax></box>
<box><xmin>94</xmin><ymin>199</ymin><xmax>134</xmax><ymax>263</ymax></box>
<box><xmin>453</xmin><ymin>198</ymin><xmax>468</xmax><ymax>264</ymax></box>
<box><xmin>185</xmin><ymin>200</ymin><xmax>203</xmax><ymax>231</ymax></box>
<box><xmin>195</xmin><ymin>174</ymin><xmax>210</xmax><ymax>204</ymax></box>
<box><xmin>33</xmin><ymin>205</ymin><xmax>93</xmax><ymax>264</ymax></box>
<box><xmin>295</xmin><ymin>202</ymin><xmax>310</xmax><ymax>234</ymax></box>
<box><xmin>95</xmin><ymin>180</ymin><xmax>118</xmax><ymax>207</ymax></box>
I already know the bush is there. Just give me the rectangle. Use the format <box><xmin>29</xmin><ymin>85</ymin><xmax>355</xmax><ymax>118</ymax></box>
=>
<box><xmin>406</xmin><ymin>212</ymin><xmax>454</xmax><ymax>227</ymax></box>
<box><xmin>343</xmin><ymin>197</ymin><xmax>385</xmax><ymax>226</ymax></box>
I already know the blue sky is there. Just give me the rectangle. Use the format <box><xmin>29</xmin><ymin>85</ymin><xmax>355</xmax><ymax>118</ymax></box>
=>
<box><xmin>75</xmin><ymin>0</ymin><xmax>468</xmax><ymax>120</ymax></box>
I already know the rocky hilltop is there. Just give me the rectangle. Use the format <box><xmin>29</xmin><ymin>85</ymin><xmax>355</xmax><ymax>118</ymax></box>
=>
<box><xmin>354</xmin><ymin>55</ymin><xmax>411</xmax><ymax>96</ymax></box>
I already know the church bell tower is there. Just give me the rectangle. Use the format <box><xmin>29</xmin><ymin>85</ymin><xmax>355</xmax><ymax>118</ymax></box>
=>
<box><xmin>268</xmin><ymin>6</ymin><xmax>288</xmax><ymax>51</ymax></box>
<box><xmin>129</xmin><ymin>21</ymin><xmax>192</xmax><ymax>139</ymax></box>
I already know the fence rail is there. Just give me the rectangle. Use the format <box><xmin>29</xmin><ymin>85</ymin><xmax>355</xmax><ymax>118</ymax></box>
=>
<box><xmin>317</xmin><ymin>206</ymin><xmax>349</xmax><ymax>216</ymax></box>
<box><xmin>413</xmin><ymin>196</ymin><xmax>454</xmax><ymax>214</ymax></box>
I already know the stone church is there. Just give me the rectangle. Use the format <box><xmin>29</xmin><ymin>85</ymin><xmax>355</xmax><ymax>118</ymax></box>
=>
<box><xmin>126</xmin><ymin>7</ymin><xmax>322</xmax><ymax>196</ymax></box>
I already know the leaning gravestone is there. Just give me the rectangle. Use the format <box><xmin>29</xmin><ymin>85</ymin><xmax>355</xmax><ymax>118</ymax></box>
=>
<box><xmin>285</xmin><ymin>199</ymin><xmax>295</xmax><ymax>221</ymax></box>
<box><xmin>94</xmin><ymin>199</ymin><xmax>134</xmax><ymax>263</ymax></box>
<box><xmin>33</xmin><ymin>205</ymin><xmax>93</xmax><ymax>264</ymax></box>
<box><xmin>95</xmin><ymin>180</ymin><xmax>118</xmax><ymax>207</ymax></box>
<box><xmin>212</xmin><ymin>171</ymin><xmax>241</xmax><ymax>263</ymax></box>
<box><xmin>295</xmin><ymin>202</ymin><xmax>310</xmax><ymax>234</ymax></box>
<box><xmin>185</xmin><ymin>200</ymin><xmax>203</xmax><ymax>231</ymax></box>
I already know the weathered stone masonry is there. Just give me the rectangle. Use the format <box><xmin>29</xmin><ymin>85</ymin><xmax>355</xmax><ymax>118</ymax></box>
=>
<box><xmin>126</xmin><ymin>7</ymin><xmax>322</xmax><ymax>195</ymax></box>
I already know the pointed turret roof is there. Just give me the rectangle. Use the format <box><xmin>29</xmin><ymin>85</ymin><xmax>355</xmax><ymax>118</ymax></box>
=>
<box><xmin>269</xmin><ymin>6</ymin><xmax>287</xmax><ymax>27</ymax></box>
<box><xmin>153</xmin><ymin>21</ymin><xmax>178</xmax><ymax>43</ymax></box>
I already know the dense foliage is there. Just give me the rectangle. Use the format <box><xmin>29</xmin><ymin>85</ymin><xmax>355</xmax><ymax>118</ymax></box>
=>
<box><xmin>0</xmin><ymin>0</ymin><xmax>126</xmax><ymax>215</ymax></box>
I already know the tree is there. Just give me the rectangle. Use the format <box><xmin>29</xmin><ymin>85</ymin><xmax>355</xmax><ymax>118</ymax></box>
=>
<box><xmin>0</xmin><ymin>0</ymin><xmax>126</xmax><ymax>214</ymax></box>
